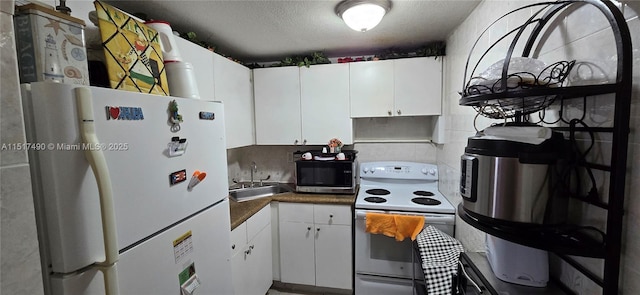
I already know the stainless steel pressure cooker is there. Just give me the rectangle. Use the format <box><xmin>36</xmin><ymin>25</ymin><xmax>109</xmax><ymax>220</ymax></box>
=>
<box><xmin>460</xmin><ymin>129</ymin><xmax>566</xmax><ymax>224</ymax></box>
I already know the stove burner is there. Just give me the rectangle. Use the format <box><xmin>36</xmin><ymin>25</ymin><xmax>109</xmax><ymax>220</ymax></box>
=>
<box><xmin>366</xmin><ymin>189</ymin><xmax>390</xmax><ymax>196</ymax></box>
<box><xmin>413</xmin><ymin>190</ymin><xmax>435</xmax><ymax>196</ymax></box>
<box><xmin>411</xmin><ymin>197</ymin><xmax>441</xmax><ymax>206</ymax></box>
<box><xmin>364</xmin><ymin>197</ymin><xmax>387</xmax><ymax>203</ymax></box>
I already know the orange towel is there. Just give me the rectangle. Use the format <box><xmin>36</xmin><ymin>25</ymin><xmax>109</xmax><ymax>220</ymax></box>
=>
<box><xmin>365</xmin><ymin>213</ymin><xmax>397</xmax><ymax>239</ymax></box>
<box><xmin>365</xmin><ymin>213</ymin><xmax>425</xmax><ymax>241</ymax></box>
<box><xmin>394</xmin><ymin>215</ymin><xmax>425</xmax><ymax>241</ymax></box>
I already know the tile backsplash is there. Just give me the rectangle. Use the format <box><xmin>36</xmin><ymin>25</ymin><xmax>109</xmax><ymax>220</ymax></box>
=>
<box><xmin>227</xmin><ymin>145</ymin><xmax>303</xmax><ymax>185</ymax></box>
<box><xmin>226</xmin><ymin>142</ymin><xmax>438</xmax><ymax>186</ymax></box>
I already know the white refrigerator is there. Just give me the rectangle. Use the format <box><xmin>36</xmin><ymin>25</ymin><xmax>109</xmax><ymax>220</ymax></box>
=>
<box><xmin>21</xmin><ymin>82</ymin><xmax>233</xmax><ymax>295</ymax></box>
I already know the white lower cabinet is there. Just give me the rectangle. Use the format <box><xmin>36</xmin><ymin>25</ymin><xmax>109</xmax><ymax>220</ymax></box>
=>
<box><xmin>278</xmin><ymin>221</ymin><xmax>316</xmax><ymax>285</ymax></box>
<box><xmin>230</xmin><ymin>206</ymin><xmax>272</xmax><ymax>295</ymax></box>
<box><xmin>278</xmin><ymin>203</ymin><xmax>352</xmax><ymax>290</ymax></box>
<box><xmin>314</xmin><ymin>224</ymin><xmax>352</xmax><ymax>289</ymax></box>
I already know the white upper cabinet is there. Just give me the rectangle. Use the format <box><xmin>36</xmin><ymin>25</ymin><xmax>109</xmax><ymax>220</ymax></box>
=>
<box><xmin>173</xmin><ymin>37</ymin><xmax>215</xmax><ymax>98</ymax></box>
<box><xmin>350</xmin><ymin>57</ymin><xmax>443</xmax><ymax>117</ymax></box>
<box><xmin>300</xmin><ymin>63</ymin><xmax>352</xmax><ymax>145</ymax></box>
<box><xmin>253</xmin><ymin>67</ymin><xmax>302</xmax><ymax>145</ymax></box>
<box><xmin>253</xmin><ymin>57</ymin><xmax>440</xmax><ymax>145</ymax></box>
<box><xmin>254</xmin><ymin>64</ymin><xmax>353</xmax><ymax>145</ymax></box>
<box><xmin>213</xmin><ymin>54</ymin><xmax>255</xmax><ymax>149</ymax></box>
<box><xmin>175</xmin><ymin>37</ymin><xmax>255</xmax><ymax>148</ymax></box>
<box><xmin>394</xmin><ymin>57</ymin><xmax>442</xmax><ymax>116</ymax></box>
<box><xmin>349</xmin><ymin>60</ymin><xmax>395</xmax><ymax>117</ymax></box>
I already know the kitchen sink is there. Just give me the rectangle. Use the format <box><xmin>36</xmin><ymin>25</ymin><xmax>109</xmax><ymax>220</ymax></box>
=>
<box><xmin>229</xmin><ymin>182</ymin><xmax>292</xmax><ymax>202</ymax></box>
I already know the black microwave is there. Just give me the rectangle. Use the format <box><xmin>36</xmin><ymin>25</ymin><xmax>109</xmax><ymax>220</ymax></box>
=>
<box><xmin>294</xmin><ymin>150</ymin><xmax>357</xmax><ymax>194</ymax></box>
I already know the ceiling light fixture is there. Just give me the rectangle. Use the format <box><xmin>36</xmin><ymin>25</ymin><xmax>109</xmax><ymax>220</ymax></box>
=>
<box><xmin>336</xmin><ymin>0</ymin><xmax>391</xmax><ymax>32</ymax></box>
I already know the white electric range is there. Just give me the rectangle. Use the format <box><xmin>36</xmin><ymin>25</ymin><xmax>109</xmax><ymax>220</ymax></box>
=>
<box><xmin>354</xmin><ymin>161</ymin><xmax>456</xmax><ymax>295</ymax></box>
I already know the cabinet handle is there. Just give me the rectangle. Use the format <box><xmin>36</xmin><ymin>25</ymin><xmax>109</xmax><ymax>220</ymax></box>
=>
<box><xmin>388</xmin><ymin>110</ymin><xmax>392</xmax><ymax>116</ymax></box>
<box><xmin>317</xmin><ymin>228</ymin><xmax>321</xmax><ymax>232</ymax></box>
<box><xmin>294</xmin><ymin>139</ymin><xmax>299</xmax><ymax>145</ymax></box>
<box><xmin>303</xmin><ymin>139</ymin><xmax>307</xmax><ymax>145</ymax></box>
<box><xmin>307</xmin><ymin>226</ymin><xmax>311</xmax><ymax>231</ymax></box>
<box><xmin>245</xmin><ymin>249</ymin><xmax>251</xmax><ymax>255</ymax></box>
<box><xmin>397</xmin><ymin>109</ymin><xmax>401</xmax><ymax>115</ymax></box>
<box><xmin>231</xmin><ymin>244</ymin><xmax>235</xmax><ymax>250</ymax></box>
<box><xmin>249</xmin><ymin>245</ymin><xmax>255</xmax><ymax>250</ymax></box>
<box><xmin>330</xmin><ymin>214</ymin><xmax>333</xmax><ymax>218</ymax></box>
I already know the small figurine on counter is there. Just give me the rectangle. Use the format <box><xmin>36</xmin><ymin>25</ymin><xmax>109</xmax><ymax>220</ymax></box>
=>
<box><xmin>328</xmin><ymin>138</ymin><xmax>343</xmax><ymax>153</ymax></box>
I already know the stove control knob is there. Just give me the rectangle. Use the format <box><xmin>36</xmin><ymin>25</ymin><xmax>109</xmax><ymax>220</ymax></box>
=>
<box><xmin>421</xmin><ymin>168</ymin><xmax>428</xmax><ymax>174</ymax></box>
<box><xmin>362</xmin><ymin>167</ymin><xmax>369</xmax><ymax>174</ymax></box>
<box><xmin>428</xmin><ymin>169</ymin><xmax>436</xmax><ymax>175</ymax></box>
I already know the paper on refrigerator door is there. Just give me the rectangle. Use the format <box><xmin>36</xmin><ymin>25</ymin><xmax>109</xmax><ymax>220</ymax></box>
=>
<box><xmin>173</xmin><ymin>231</ymin><xmax>194</xmax><ymax>264</ymax></box>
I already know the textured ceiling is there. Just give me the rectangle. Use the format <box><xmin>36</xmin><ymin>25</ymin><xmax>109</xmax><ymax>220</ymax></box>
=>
<box><xmin>104</xmin><ymin>0</ymin><xmax>481</xmax><ymax>62</ymax></box>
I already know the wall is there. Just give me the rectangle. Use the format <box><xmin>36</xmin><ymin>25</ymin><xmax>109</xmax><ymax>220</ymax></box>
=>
<box><xmin>0</xmin><ymin>0</ymin><xmax>45</xmax><ymax>294</ymax></box>
<box><xmin>1</xmin><ymin>1</ymin><xmax>97</xmax><ymax>294</ymax></box>
<box><xmin>438</xmin><ymin>0</ymin><xmax>640</xmax><ymax>293</ymax></box>
<box><xmin>227</xmin><ymin>142</ymin><xmax>437</xmax><ymax>185</ymax></box>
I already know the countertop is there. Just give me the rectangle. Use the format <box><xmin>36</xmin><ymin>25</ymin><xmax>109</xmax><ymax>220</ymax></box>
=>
<box><xmin>228</xmin><ymin>191</ymin><xmax>356</xmax><ymax>230</ymax></box>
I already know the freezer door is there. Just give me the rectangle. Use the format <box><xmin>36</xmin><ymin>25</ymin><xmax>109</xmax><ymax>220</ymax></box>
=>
<box><xmin>23</xmin><ymin>82</ymin><xmax>229</xmax><ymax>273</ymax></box>
<box><xmin>50</xmin><ymin>200</ymin><xmax>234</xmax><ymax>295</ymax></box>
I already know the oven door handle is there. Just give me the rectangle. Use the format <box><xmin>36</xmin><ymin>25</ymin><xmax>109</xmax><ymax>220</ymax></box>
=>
<box><xmin>354</xmin><ymin>210</ymin><xmax>456</xmax><ymax>225</ymax></box>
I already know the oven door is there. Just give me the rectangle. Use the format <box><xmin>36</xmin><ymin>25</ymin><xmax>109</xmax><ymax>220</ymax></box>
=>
<box><xmin>354</xmin><ymin>209</ymin><xmax>455</xmax><ymax>278</ymax></box>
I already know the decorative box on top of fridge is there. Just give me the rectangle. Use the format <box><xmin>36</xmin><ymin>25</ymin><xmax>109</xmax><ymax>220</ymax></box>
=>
<box><xmin>14</xmin><ymin>3</ymin><xmax>90</xmax><ymax>85</ymax></box>
<box><xmin>93</xmin><ymin>1</ymin><xmax>170</xmax><ymax>96</ymax></box>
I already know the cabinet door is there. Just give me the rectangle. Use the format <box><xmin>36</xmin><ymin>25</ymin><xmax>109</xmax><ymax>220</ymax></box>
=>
<box><xmin>230</xmin><ymin>246</ymin><xmax>248</xmax><ymax>295</ymax></box>
<box><xmin>174</xmin><ymin>37</ymin><xmax>215</xmax><ymax>98</ymax></box>
<box><xmin>247</xmin><ymin>226</ymin><xmax>273</xmax><ymax>295</ymax></box>
<box><xmin>315</xmin><ymin>224</ymin><xmax>352</xmax><ymax>289</ymax></box>
<box><xmin>214</xmin><ymin>54</ymin><xmax>255</xmax><ymax>148</ymax></box>
<box><xmin>300</xmin><ymin>64</ymin><xmax>352</xmax><ymax>145</ymax></box>
<box><xmin>254</xmin><ymin>67</ymin><xmax>302</xmax><ymax>145</ymax></box>
<box><xmin>230</xmin><ymin>223</ymin><xmax>247</xmax><ymax>295</ymax></box>
<box><xmin>349</xmin><ymin>60</ymin><xmax>394</xmax><ymax>118</ymax></box>
<box><xmin>394</xmin><ymin>57</ymin><xmax>442</xmax><ymax>116</ymax></box>
<box><xmin>230</xmin><ymin>223</ymin><xmax>247</xmax><ymax>258</ymax></box>
<box><xmin>279</xmin><ymin>221</ymin><xmax>315</xmax><ymax>286</ymax></box>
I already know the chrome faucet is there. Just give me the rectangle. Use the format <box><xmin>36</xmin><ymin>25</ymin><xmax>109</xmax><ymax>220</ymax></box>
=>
<box><xmin>250</xmin><ymin>161</ymin><xmax>257</xmax><ymax>187</ymax></box>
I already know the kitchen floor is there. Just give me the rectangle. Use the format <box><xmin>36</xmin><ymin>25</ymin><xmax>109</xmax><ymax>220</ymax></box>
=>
<box><xmin>267</xmin><ymin>287</ymin><xmax>346</xmax><ymax>295</ymax></box>
<box><xmin>267</xmin><ymin>289</ymin><xmax>306</xmax><ymax>295</ymax></box>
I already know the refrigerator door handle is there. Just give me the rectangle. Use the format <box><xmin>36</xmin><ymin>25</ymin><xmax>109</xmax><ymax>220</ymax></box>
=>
<box><xmin>76</xmin><ymin>87</ymin><xmax>120</xmax><ymax>295</ymax></box>
<box><xmin>97</xmin><ymin>264</ymin><xmax>120</xmax><ymax>295</ymax></box>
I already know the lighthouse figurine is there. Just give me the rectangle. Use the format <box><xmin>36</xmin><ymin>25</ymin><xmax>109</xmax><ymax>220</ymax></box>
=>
<box><xmin>42</xmin><ymin>34</ymin><xmax>64</xmax><ymax>82</ymax></box>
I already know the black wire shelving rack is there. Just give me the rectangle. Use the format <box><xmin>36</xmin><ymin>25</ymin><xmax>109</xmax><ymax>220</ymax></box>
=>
<box><xmin>457</xmin><ymin>1</ymin><xmax>632</xmax><ymax>294</ymax></box>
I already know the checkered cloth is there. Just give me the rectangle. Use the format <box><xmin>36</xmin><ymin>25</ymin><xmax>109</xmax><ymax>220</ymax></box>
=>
<box><xmin>416</xmin><ymin>225</ymin><xmax>464</xmax><ymax>295</ymax></box>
